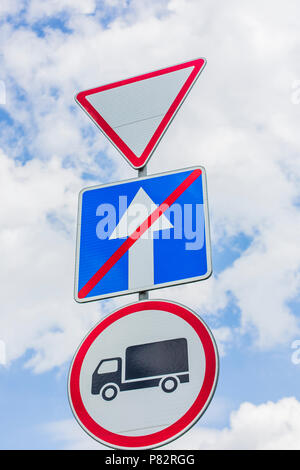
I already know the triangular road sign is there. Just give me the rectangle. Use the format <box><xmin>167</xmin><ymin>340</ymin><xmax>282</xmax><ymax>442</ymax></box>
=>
<box><xmin>75</xmin><ymin>58</ymin><xmax>206</xmax><ymax>169</ymax></box>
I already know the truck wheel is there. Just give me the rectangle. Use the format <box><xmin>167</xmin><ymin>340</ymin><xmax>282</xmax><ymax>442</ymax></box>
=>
<box><xmin>161</xmin><ymin>376</ymin><xmax>178</xmax><ymax>393</ymax></box>
<box><xmin>101</xmin><ymin>384</ymin><xmax>118</xmax><ymax>401</ymax></box>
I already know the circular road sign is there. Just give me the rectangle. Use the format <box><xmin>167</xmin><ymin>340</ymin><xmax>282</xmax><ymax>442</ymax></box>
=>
<box><xmin>68</xmin><ymin>300</ymin><xmax>219</xmax><ymax>450</ymax></box>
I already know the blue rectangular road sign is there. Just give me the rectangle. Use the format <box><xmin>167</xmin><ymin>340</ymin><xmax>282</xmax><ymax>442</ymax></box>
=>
<box><xmin>75</xmin><ymin>166</ymin><xmax>212</xmax><ymax>302</ymax></box>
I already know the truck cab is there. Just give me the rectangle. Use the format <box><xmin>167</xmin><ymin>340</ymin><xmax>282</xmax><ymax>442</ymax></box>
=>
<box><xmin>91</xmin><ymin>338</ymin><xmax>189</xmax><ymax>401</ymax></box>
<box><xmin>92</xmin><ymin>357</ymin><xmax>122</xmax><ymax>400</ymax></box>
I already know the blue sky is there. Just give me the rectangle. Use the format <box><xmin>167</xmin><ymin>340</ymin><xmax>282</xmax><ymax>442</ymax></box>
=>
<box><xmin>0</xmin><ymin>0</ymin><xmax>300</xmax><ymax>450</ymax></box>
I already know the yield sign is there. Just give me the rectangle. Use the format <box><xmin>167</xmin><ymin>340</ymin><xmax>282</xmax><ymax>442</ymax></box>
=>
<box><xmin>75</xmin><ymin>58</ymin><xmax>206</xmax><ymax>169</ymax></box>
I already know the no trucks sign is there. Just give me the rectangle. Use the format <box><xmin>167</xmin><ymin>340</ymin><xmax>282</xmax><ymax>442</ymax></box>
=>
<box><xmin>68</xmin><ymin>300</ymin><xmax>219</xmax><ymax>450</ymax></box>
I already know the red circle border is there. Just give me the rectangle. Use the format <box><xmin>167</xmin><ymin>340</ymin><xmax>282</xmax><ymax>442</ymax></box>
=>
<box><xmin>68</xmin><ymin>300</ymin><xmax>218</xmax><ymax>449</ymax></box>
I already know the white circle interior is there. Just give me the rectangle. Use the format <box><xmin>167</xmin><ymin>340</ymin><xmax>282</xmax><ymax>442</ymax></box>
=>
<box><xmin>79</xmin><ymin>308</ymin><xmax>206</xmax><ymax>437</ymax></box>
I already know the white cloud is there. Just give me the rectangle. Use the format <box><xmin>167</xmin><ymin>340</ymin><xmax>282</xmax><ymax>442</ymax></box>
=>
<box><xmin>168</xmin><ymin>397</ymin><xmax>300</xmax><ymax>450</ymax></box>
<box><xmin>46</xmin><ymin>397</ymin><xmax>300</xmax><ymax>450</ymax></box>
<box><xmin>25</xmin><ymin>0</ymin><xmax>97</xmax><ymax>21</ymax></box>
<box><xmin>211</xmin><ymin>327</ymin><xmax>232</xmax><ymax>356</ymax></box>
<box><xmin>0</xmin><ymin>0</ymin><xmax>21</xmax><ymax>17</ymax></box>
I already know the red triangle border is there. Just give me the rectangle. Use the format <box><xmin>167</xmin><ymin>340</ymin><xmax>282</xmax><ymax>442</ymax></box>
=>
<box><xmin>76</xmin><ymin>58</ymin><xmax>206</xmax><ymax>169</ymax></box>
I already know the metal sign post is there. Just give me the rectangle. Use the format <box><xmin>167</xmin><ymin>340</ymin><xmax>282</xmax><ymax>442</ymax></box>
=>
<box><xmin>138</xmin><ymin>164</ymin><xmax>149</xmax><ymax>301</ymax></box>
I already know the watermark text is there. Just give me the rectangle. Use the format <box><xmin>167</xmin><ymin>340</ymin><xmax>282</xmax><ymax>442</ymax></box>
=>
<box><xmin>0</xmin><ymin>80</ymin><xmax>6</xmax><ymax>105</ymax></box>
<box><xmin>0</xmin><ymin>340</ymin><xmax>6</xmax><ymax>365</ymax></box>
<box><xmin>95</xmin><ymin>197</ymin><xmax>205</xmax><ymax>251</ymax></box>
<box><xmin>291</xmin><ymin>80</ymin><xmax>300</xmax><ymax>105</ymax></box>
<box><xmin>291</xmin><ymin>339</ymin><xmax>300</xmax><ymax>365</ymax></box>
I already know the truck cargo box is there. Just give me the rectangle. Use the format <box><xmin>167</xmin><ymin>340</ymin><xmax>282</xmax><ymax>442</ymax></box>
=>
<box><xmin>125</xmin><ymin>338</ymin><xmax>188</xmax><ymax>380</ymax></box>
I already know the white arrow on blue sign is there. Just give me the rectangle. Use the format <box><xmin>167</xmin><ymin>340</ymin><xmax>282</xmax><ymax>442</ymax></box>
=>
<box><xmin>75</xmin><ymin>166</ymin><xmax>212</xmax><ymax>302</ymax></box>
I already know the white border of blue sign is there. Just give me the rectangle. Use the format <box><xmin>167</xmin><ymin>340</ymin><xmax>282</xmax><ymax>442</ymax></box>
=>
<box><xmin>74</xmin><ymin>166</ymin><xmax>212</xmax><ymax>303</ymax></box>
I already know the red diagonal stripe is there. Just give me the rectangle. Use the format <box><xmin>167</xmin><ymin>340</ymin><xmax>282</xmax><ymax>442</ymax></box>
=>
<box><xmin>78</xmin><ymin>169</ymin><xmax>202</xmax><ymax>299</ymax></box>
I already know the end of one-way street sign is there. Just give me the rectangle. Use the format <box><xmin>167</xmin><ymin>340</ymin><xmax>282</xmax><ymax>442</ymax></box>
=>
<box><xmin>74</xmin><ymin>166</ymin><xmax>212</xmax><ymax>302</ymax></box>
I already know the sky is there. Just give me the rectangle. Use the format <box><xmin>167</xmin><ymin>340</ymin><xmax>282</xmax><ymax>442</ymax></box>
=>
<box><xmin>0</xmin><ymin>0</ymin><xmax>300</xmax><ymax>450</ymax></box>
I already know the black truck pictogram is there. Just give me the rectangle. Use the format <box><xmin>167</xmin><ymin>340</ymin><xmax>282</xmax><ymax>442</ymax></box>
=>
<box><xmin>92</xmin><ymin>338</ymin><xmax>189</xmax><ymax>401</ymax></box>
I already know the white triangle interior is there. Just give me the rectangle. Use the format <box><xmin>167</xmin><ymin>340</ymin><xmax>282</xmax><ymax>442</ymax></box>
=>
<box><xmin>109</xmin><ymin>187</ymin><xmax>173</xmax><ymax>239</ymax></box>
<box><xmin>86</xmin><ymin>67</ymin><xmax>194</xmax><ymax>157</ymax></box>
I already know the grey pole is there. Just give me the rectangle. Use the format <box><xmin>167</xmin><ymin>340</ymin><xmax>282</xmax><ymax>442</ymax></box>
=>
<box><xmin>138</xmin><ymin>165</ymin><xmax>149</xmax><ymax>301</ymax></box>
